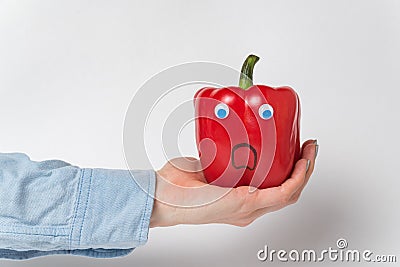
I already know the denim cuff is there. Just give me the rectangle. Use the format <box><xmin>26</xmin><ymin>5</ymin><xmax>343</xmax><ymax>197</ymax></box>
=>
<box><xmin>69</xmin><ymin>168</ymin><xmax>156</xmax><ymax>251</ymax></box>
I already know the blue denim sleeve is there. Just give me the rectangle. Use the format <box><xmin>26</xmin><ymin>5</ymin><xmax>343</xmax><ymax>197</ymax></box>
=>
<box><xmin>0</xmin><ymin>153</ymin><xmax>156</xmax><ymax>260</ymax></box>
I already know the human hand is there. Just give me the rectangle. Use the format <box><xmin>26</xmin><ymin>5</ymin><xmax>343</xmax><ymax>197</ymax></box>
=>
<box><xmin>150</xmin><ymin>140</ymin><xmax>318</xmax><ymax>227</ymax></box>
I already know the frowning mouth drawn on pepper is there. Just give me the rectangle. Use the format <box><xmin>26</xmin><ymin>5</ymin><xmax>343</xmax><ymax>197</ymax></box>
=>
<box><xmin>231</xmin><ymin>143</ymin><xmax>257</xmax><ymax>171</ymax></box>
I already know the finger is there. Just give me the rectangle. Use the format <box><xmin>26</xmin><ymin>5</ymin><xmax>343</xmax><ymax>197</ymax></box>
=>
<box><xmin>303</xmin><ymin>140</ymin><xmax>318</xmax><ymax>175</ymax></box>
<box><xmin>250</xmin><ymin>159</ymin><xmax>309</xmax><ymax>209</ymax></box>
<box><xmin>290</xmin><ymin>141</ymin><xmax>318</xmax><ymax>201</ymax></box>
<box><xmin>167</xmin><ymin>158</ymin><xmax>208</xmax><ymax>183</ymax></box>
<box><xmin>301</xmin><ymin>139</ymin><xmax>316</xmax><ymax>153</ymax></box>
<box><xmin>246</xmin><ymin>141</ymin><xmax>317</xmax><ymax>216</ymax></box>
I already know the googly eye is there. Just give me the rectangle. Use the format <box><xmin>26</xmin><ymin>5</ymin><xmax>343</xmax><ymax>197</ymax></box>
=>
<box><xmin>259</xmin><ymin>104</ymin><xmax>274</xmax><ymax>120</ymax></box>
<box><xmin>214</xmin><ymin>103</ymin><xmax>229</xmax><ymax>119</ymax></box>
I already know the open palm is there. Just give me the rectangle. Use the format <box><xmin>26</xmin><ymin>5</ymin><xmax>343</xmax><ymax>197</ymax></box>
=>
<box><xmin>150</xmin><ymin>139</ymin><xmax>318</xmax><ymax>227</ymax></box>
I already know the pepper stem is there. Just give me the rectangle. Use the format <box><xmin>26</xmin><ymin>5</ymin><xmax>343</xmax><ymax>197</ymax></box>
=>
<box><xmin>239</xmin><ymin>54</ymin><xmax>260</xmax><ymax>90</ymax></box>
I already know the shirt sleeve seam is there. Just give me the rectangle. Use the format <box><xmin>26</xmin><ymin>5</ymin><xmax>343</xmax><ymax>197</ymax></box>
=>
<box><xmin>68</xmin><ymin>168</ymin><xmax>85</xmax><ymax>249</ymax></box>
<box><xmin>0</xmin><ymin>224</ymin><xmax>70</xmax><ymax>231</ymax></box>
<box><xmin>138</xmin><ymin>170</ymin><xmax>153</xmax><ymax>244</ymax></box>
<box><xmin>0</xmin><ymin>231</ymin><xmax>69</xmax><ymax>237</ymax></box>
<box><xmin>77</xmin><ymin>168</ymin><xmax>93</xmax><ymax>246</ymax></box>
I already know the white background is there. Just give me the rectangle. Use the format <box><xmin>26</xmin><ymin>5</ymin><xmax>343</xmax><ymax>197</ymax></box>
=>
<box><xmin>1</xmin><ymin>0</ymin><xmax>399</xmax><ymax>266</ymax></box>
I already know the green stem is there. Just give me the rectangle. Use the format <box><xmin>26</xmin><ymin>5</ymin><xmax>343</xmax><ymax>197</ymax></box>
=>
<box><xmin>239</xmin><ymin>54</ymin><xmax>260</xmax><ymax>90</ymax></box>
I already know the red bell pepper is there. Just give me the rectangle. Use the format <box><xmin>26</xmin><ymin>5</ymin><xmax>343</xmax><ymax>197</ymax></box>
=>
<box><xmin>194</xmin><ymin>55</ymin><xmax>301</xmax><ymax>189</ymax></box>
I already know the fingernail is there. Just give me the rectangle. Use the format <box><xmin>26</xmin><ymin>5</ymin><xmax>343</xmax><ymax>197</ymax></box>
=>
<box><xmin>313</xmin><ymin>139</ymin><xmax>318</xmax><ymax>145</ymax></box>
<box><xmin>315</xmin><ymin>144</ymin><xmax>319</xmax><ymax>158</ymax></box>
<box><xmin>306</xmin><ymin>160</ymin><xmax>310</xmax><ymax>172</ymax></box>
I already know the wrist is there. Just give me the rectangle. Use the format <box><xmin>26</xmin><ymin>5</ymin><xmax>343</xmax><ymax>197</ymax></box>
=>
<box><xmin>150</xmin><ymin>171</ymin><xmax>181</xmax><ymax>227</ymax></box>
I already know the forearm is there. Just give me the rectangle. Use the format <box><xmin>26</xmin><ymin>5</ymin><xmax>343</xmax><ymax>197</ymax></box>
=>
<box><xmin>0</xmin><ymin>153</ymin><xmax>155</xmax><ymax>259</ymax></box>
